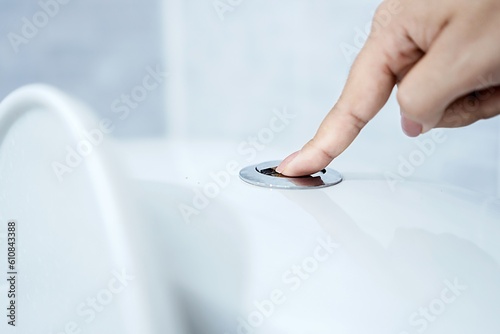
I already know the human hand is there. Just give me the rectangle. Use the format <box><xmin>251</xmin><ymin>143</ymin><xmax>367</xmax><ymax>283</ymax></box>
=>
<box><xmin>277</xmin><ymin>0</ymin><xmax>500</xmax><ymax>177</ymax></box>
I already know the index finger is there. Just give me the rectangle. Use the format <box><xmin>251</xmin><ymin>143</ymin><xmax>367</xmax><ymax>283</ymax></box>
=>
<box><xmin>277</xmin><ymin>39</ymin><xmax>397</xmax><ymax>176</ymax></box>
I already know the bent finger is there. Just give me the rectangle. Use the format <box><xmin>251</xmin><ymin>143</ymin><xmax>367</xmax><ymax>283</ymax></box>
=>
<box><xmin>437</xmin><ymin>87</ymin><xmax>500</xmax><ymax>127</ymax></box>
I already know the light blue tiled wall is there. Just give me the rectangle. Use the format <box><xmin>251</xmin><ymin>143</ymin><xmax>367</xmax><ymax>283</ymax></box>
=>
<box><xmin>0</xmin><ymin>0</ymin><xmax>165</xmax><ymax>137</ymax></box>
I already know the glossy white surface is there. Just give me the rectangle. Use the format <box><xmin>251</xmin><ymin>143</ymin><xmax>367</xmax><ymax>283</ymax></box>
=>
<box><xmin>0</xmin><ymin>85</ymin><xmax>499</xmax><ymax>334</ymax></box>
<box><xmin>0</xmin><ymin>85</ymin><xmax>184</xmax><ymax>334</ymax></box>
<box><xmin>118</xmin><ymin>139</ymin><xmax>500</xmax><ymax>334</ymax></box>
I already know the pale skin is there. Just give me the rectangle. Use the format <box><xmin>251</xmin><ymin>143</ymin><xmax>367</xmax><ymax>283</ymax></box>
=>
<box><xmin>277</xmin><ymin>0</ymin><xmax>500</xmax><ymax>177</ymax></box>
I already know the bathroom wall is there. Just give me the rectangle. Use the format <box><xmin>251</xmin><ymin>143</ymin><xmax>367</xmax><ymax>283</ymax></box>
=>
<box><xmin>0</xmin><ymin>0</ymin><xmax>165</xmax><ymax>137</ymax></box>
<box><xmin>162</xmin><ymin>0</ymin><xmax>380</xmax><ymax>144</ymax></box>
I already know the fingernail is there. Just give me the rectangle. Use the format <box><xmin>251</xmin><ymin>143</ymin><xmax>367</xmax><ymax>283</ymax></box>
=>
<box><xmin>401</xmin><ymin>115</ymin><xmax>423</xmax><ymax>137</ymax></box>
<box><xmin>276</xmin><ymin>150</ymin><xmax>300</xmax><ymax>174</ymax></box>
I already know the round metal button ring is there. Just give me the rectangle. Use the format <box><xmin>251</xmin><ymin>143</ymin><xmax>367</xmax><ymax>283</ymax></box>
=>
<box><xmin>239</xmin><ymin>160</ymin><xmax>343</xmax><ymax>190</ymax></box>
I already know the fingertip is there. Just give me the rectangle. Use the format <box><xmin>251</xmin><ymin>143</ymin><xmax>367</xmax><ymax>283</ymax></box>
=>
<box><xmin>276</xmin><ymin>150</ymin><xmax>300</xmax><ymax>174</ymax></box>
<box><xmin>279</xmin><ymin>145</ymin><xmax>332</xmax><ymax>177</ymax></box>
<box><xmin>280</xmin><ymin>152</ymin><xmax>310</xmax><ymax>177</ymax></box>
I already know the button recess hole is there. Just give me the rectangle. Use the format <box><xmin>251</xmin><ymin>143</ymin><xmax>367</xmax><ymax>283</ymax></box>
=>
<box><xmin>240</xmin><ymin>160</ymin><xmax>343</xmax><ymax>189</ymax></box>
<box><xmin>257</xmin><ymin>166</ymin><xmax>327</xmax><ymax>178</ymax></box>
<box><xmin>257</xmin><ymin>167</ymin><xmax>285</xmax><ymax>178</ymax></box>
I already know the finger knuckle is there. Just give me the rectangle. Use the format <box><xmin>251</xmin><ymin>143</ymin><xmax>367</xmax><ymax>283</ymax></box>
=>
<box><xmin>396</xmin><ymin>84</ymin><xmax>419</xmax><ymax>116</ymax></box>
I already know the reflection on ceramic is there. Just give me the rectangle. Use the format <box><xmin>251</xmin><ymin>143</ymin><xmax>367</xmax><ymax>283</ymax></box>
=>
<box><xmin>1</xmin><ymin>85</ymin><xmax>499</xmax><ymax>334</ymax></box>
<box><xmin>122</xmin><ymin>141</ymin><xmax>500</xmax><ymax>334</ymax></box>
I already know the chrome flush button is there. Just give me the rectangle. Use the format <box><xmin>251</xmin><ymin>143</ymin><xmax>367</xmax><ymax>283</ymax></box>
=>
<box><xmin>239</xmin><ymin>160</ymin><xmax>343</xmax><ymax>190</ymax></box>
